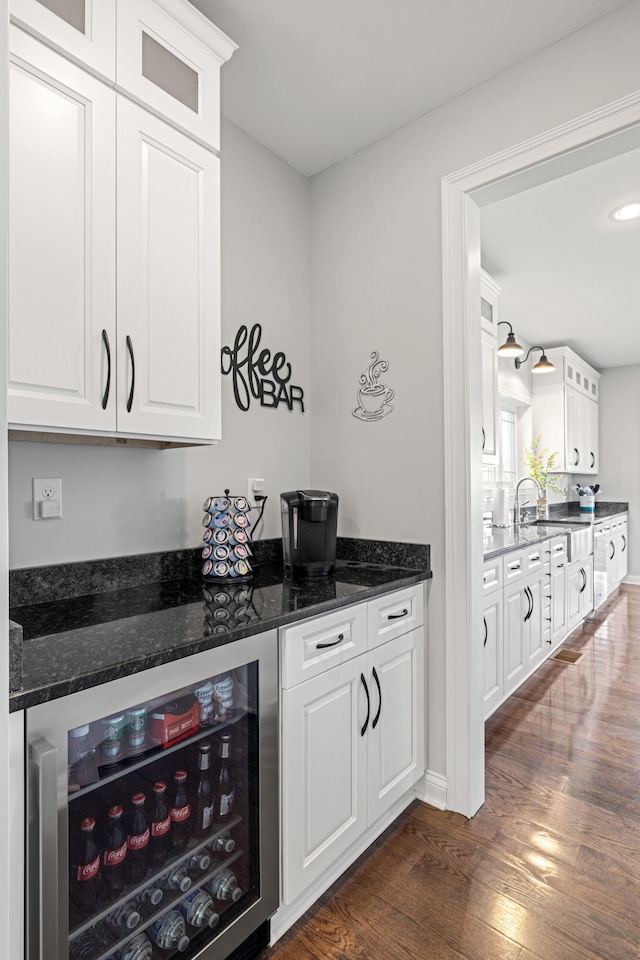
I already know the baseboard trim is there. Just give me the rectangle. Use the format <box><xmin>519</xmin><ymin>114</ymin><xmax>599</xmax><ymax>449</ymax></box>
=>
<box><xmin>415</xmin><ymin>769</ymin><xmax>447</xmax><ymax>810</ymax></box>
<box><xmin>622</xmin><ymin>575</ymin><xmax>640</xmax><ymax>586</ymax></box>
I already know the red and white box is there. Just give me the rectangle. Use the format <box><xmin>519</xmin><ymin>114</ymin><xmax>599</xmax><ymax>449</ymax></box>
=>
<box><xmin>148</xmin><ymin>694</ymin><xmax>199</xmax><ymax>748</ymax></box>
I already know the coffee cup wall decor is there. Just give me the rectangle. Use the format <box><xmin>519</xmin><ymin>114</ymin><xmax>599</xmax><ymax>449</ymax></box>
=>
<box><xmin>353</xmin><ymin>351</ymin><xmax>394</xmax><ymax>421</ymax></box>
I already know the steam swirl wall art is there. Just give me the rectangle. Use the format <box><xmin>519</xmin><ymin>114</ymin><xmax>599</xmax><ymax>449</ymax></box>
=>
<box><xmin>352</xmin><ymin>351</ymin><xmax>394</xmax><ymax>421</ymax></box>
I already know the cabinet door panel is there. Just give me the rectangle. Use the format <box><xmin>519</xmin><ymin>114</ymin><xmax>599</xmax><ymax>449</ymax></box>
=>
<box><xmin>551</xmin><ymin>561</ymin><xmax>568</xmax><ymax>646</ymax></box>
<box><xmin>10</xmin><ymin>0</ymin><xmax>116</xmax><ymax>80</ymax></box>
<box><xmin>367</xmin><ymin>629</ymin><xmax>425</xmax><ymax>824</ymax></box>
<box><xmin>117</xmin><ymin>98</ymin><xmax>220</xmax><ymax>440</ymax></box>
<box><xmin>481</xmin><ymin>329</ymin><xmax>498</xmax><ymax>460</ymax></box>
<box><xmin>8</xmin><ymin>31</ymin><xmax>116</xmax><ymax>431</ymax></box>
<box><xmin>483</xmin><ymin>593</ymin><xmax>503</xmax><ymax>718</ymax></box>
<box><xmin>281</xmin><ymin>659</ymin><xmax>367</xmax><ymax>905</ymax></box>
<box><xmin>504</xmin><ymin>585</ymin><xmax>526</xmax><ymax>694</ymax></box>
<box><xmin>526</xmin><ymin>578</ymin><xmax>545</xmax><ymax>670</ymax></box>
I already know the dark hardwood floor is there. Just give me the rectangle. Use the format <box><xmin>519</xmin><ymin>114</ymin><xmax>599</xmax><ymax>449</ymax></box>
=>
<box><xmin>257</xmin><ymin>584</ymin><xmax>640</xmax><ymax>960</ymax></box>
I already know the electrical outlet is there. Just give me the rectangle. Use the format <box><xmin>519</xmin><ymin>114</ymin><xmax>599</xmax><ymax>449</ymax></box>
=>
<box><xmin>32</xmin><ymin>478</ymin><xmax>62</xmax><ymax>520</ymax></box>
<box><xmin>247</xmin><ymin>477</ymin><xmax>265</xmax><ymax>507</ymax></box>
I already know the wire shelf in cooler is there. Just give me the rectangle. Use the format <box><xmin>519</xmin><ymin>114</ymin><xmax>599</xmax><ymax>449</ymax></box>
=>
<box><xmin>69</xmin><ymin>710</ymin><xmax>247</xmax><ymax>800</ymax></box>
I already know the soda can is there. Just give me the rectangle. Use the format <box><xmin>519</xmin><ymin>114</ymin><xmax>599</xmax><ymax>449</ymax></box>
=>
<box><xmin>99</xmin><ymin>713</ymin><xmax>125</xmax><ymax>767</ymax></box>
<box><xmin>230</xmin><ymin>512</ymin><xmax>250</xmax><ymax>530</ymax></box>
<box><xmin>193</xmin><ymin>678</ymin><xmax>215</xmax><ymax>725</ymax></box>
<box><xmin>125</xmin><ymin>707</ymin><xmax>147</xmax><ymax>757</ymax></box>
<box><xmin>213</xmin><ymin>545</ymin><xmax>230</xmax><ymax>561</ymax></box>
<box><xmin>232</xmin><ymin>496</ymin><xmax>249</xmax><ymax>513</ymax></box>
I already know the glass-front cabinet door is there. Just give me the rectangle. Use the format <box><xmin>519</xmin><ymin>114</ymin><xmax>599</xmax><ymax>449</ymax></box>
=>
<box><xmin>26</xmin><ymin>632</ymin><xmax>278</xmax><ymax>960</ymax></box>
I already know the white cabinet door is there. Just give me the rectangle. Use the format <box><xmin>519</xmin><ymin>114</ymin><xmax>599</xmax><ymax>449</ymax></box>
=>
<box><xmin>367</xmin><ymin>629</ymin><xmax>425</xmax><ymax>824</ymax></box>
<box><xmin>580</xmin><ymin>555</ymin><xmax>594</xmax><ymax>617</ymax></box>
<box><xmin>10</xmin><ymin>0</ymin><xmax>116</xmax><ymax>80</ymax></box>
<box><xmin>116</xmin><ymin>98</ymin><xmax>221</xmax><ymax>441</ymax></box>
<box><xmin>281</xmin><ymin>656</ymin><xmax>368</xmax><ymax>905</ymax></box>
<box><xmin>526</xmin><ymin>575</ymin><xmax>547</xmax><ymax>671</ymax></box>
<box><xmin>8</xmin><ymin>28</ymin><xmax>116</xmax><ymax>432</ymax></box>
<box><xmin>564</xmin><ymin>386</ymin><xmax>584</xmax><ymax>472</ymax></box>
<box><xmin>587</xmin><ymin>399</ymin><xmax>599</xmax><ymax>474</ymax></box>
<box><xmin>481</xmin><ymin>328</ymin><xmax>498</xmax><ymax>461</ymax></box>
<box><xmin>483</xmin><ymin>591</ymin><xmax>503</xmax><ymax>719</ymax></box>
<box><xmin>504</xmin><ymin>582</ymin><xmax>527</xmax><ymax>695</ymax></box>
<box><xmin>550</xmin><ymin>560</ymin><xmax>568</xmax><ymax>647</ymax></box>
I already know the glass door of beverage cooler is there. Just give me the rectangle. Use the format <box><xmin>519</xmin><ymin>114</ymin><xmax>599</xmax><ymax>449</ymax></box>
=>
<box><xmin>26</xmin><ymin>630</ymin><xmax>278</xmax><ymax>960</ymax></box>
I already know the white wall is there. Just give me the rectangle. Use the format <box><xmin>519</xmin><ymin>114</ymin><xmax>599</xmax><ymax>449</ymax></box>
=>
<box><xmin>596</xmin><ymin>365</ymin><xmax>640</xmax><ymax>577</ymax></box>
<box><xmin>309</xmin><ymin>1</ymin><xmax>640</xmax><ymax>784</ymax></box>
<box><xmin>8</xmin><ymin>119</ymin><xmax>311</xmax><ymax>568</ymax></box>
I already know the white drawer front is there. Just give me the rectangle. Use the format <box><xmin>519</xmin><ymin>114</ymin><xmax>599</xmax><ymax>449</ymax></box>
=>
<box><xmin>503</xmin><ymin>550</ymin><xmax>526</xmax><ymax>584</ymax></box>
<box><xmin>483</xmin><ymin>558</ymin><xmax>503</xmax><ymax>595</ymax></box>
<box><xmin>523</xmin><ymin>545</ymin><xmax>546</xmax><ymax>575</ymax></box>
<box><xmin>367</xmin><ymin>584</ymin><xmax>424</xmax><ymax>651</ymax></box>
<box><xmin>546</xmin><ymin>535</ymin><xmax>567</xmax><ymax>563</ymax></box>
<box><xmin>280</xmin><ymin>603</ymin><xmax>368</xmax><ymax>689</ymax></box>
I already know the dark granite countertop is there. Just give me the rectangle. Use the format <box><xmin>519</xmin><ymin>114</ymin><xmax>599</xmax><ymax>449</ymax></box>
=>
<box><xmin>484</xmin><ymin>501</ymin><xmax>629</xmax><ymax>561</ymax></box>
<box><xmin>9</xmin><ymin>555</ymin><xmax>431</xmax><ymax>713</ymax></box>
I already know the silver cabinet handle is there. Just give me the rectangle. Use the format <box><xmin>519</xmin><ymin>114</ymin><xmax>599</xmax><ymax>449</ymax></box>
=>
<box><xmin>31</xmin><ymin>738</ymin><xmax>59</xmax><ymax>960</ymax></box>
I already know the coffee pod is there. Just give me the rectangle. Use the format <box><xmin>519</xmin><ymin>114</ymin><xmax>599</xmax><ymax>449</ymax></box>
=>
<box><xmin>233</xmin><ymin>497</ymin><xmax>249</xmax><ymax>513</ymax></box>
<box><xmin>230</xmin><ymin>513</ymin><xmax>250</xmax><ymax>530</ymax></box>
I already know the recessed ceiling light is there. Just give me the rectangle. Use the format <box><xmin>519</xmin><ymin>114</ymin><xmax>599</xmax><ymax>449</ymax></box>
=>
<box><xmin>609</xmin><ymin>201</ymin><xmax>640</xmax><ymax>222</ymax></box>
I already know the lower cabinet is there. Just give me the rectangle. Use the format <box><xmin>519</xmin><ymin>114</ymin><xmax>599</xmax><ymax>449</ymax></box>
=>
<box><xmin>567</xmin><ymin>554</ymin><xmax>594</xmax><ymax>631</ymax></box>
<box><xmin>280</xmin><ymin>590</ymin><xmax>425</xmax><ymax>907</ymax></box>
<box><xmin>482</xmin><ymin>590</ymin><xmax>503</xmax><ymax>717</ymax></box>
<box><xmin>503</xmin><ymin>569</ymin><xmax>550</xmax><ymax>698</ymax></box>
<box><xmin>550</xmin><ymin>557</ymin><xmax>569</xmax><ymax>646</ymax></box>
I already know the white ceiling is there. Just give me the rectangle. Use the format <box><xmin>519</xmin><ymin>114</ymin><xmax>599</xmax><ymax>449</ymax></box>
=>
<box><xmin>481</xmin><ymin>146</ymin><xmax>640</xmax><ymax>371</ymax></box>
<box><xmin>192</xmin><ymin>0</ymin><xmax>631</xmax><ymax>176</ymax></box>
<box><xmin>188</xmin><ymin>0</ymin><xmax>639</xmax><ymax>371</ymax></box>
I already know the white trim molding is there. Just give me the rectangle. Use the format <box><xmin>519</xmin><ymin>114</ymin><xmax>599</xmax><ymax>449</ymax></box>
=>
<box><xmin>415</xmin><ymin>770</ymin><xmax>447</xmax><ymax>811</ymax></box>
<box><xmin>441</xmin><ymin>88</ymin><xmax>640</xmax><ymax>820</ymax></box>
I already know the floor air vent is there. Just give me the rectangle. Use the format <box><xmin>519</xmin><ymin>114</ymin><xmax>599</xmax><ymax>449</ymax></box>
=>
<box><xmin>551</xmin><ymin>649</ymin><xmax>585</xmax><ymax>665</ymax></box>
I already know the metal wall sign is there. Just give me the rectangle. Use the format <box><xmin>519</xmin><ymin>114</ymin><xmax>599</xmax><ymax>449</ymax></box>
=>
<box><xmin>353</xmin><ymin>351</ymin><xmax>394</xmax><ymax>421</ymax></box>
<box><xmin>221</xmin><ymin>323</ymin><xmax>305</xmax><ymax>413</ymax></box>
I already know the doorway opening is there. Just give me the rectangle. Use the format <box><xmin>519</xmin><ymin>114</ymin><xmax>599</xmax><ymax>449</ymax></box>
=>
<box><xmin>441</xmin><ymin>93</ymin><xmax>640</xmax><ymax>818</ymax></box>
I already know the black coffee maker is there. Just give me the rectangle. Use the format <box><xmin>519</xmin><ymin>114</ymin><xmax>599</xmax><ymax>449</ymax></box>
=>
<box><xmin>281</xmin><ymin>490</ymin><xmax>339</xmax><ymax>577</ymax></box>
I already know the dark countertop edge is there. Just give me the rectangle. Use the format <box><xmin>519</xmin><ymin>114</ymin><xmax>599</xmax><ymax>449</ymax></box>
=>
<box><xmin>9</xmin><ymin>568</ymin><xmax>431</xmax><ymax>713</ymax></box>
<box><xmin>483</xmin><ymin>524</ymin><xmax>581</xmax><ymax>562</ymax></box>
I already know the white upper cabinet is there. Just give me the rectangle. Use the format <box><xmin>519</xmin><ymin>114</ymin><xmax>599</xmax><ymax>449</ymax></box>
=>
<box><xmin>8</xmin><ymin>29</ymin><xmax>117</xmax><ymax>432</ymax></box>
<box><xmin>8</xmin><ymin>1</ymin><xmax>235</xmax><ymax>445</ymax></box>
<box><xmin>532</xmin><ymin>346</ymin><xmax>600</xmax><ymax>475</ymax></box>
<box><xmin>10</xmin><ymin>0</ymin><xmax>116</xmax><ymax>80</ymax></box>
<box><xmin>116</xmin><ymin>100</ymin><xmax>221</xmax><ymax>441</ymax></box>
<box><xmin>116</xmin><ymin>0</ymin><xmax>236</xmax><ymax>149</ymax></box>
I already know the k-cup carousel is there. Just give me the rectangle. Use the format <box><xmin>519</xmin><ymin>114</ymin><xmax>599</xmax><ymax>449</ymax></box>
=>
<box><xmin>201</xmin><ymin>494</ymin><xmax>253</xmax><ymax>582</ymax></box>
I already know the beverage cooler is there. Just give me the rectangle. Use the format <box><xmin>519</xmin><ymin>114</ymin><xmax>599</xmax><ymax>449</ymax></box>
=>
<box><xmin>25</xmin><ymin>632</ymin><xmax>278</xmax><ymax>960</ymax></box>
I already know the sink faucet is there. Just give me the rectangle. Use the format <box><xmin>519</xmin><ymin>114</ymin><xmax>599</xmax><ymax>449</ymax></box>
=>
<box><xmin>513</xmin><ymin>476</ymin><xmax>543</xmax><ymax>525</ymax></box>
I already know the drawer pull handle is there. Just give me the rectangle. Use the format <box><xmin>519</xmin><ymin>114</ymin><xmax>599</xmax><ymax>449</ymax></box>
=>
<box><xmin>360</xmin><ymin>673</ymin><xmax>370</xmax><ymax>737</ymax></box>
<box><xmin>126</xmin><ymin>335</ymin><xmax>135</xmax><ymax>413</ymax></box>
<box><xmin>101</xmin><ymin>329</ymin><xmax>111</xmax><ymax>410</ymax></box>
<box><xmin>317</xmin><ymin>632</ymin><xmax>344</xmax><ymax>650</ymax></box>
<box><xmin>372</xmin><ymin>667</ymin><xmax>382</xmax><ymax>729</ymax></box>
<box><xmin>387</xmin><ymin>608</ymin><xmax>408</xmax><ymax>620</ymax></box>
<box><xmin>530</xmin><ymin>553</ymin><xmax>540</xmax><ymax>562</ymax></box>
<box><xmin>508</xmin><ymin>562</ymin><xmax>521</xmax><ymax>571</ymax></box>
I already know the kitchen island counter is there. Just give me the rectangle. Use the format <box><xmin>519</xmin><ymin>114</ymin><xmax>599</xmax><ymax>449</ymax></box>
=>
<box><xmin>9</xmin><ymin>548</ymin><xmax>431</xmax><ymax>712</ymax></box>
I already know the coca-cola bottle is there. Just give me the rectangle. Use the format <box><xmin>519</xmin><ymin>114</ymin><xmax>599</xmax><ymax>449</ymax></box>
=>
<box><xmin>70</xmin><ymin>817</ymin><xmax>101</xmax><ymax>914</ymax></box>
<box><xmin>149</xmin><ymin>781</ymin><xmax>172</xmax><ymax>868</ymax></box>
<box><xmin>126</xmin><ymin>793</ymin><xmax>150</xmax><ymax>886</ymax></box>
<box><xmin>216</xmin><ymin>735</ymin><xmax>234</xmax><ymax>820</ymax></box>
<box><xmin>169</xmin><ymin>770</ymin><xmax>191</xmax><ymax>854</ymax></box>
<box><xmin>194</xmin><ymin>743</ymin><xmax>214</xmax><ymax>836</ymax></box>
<box><xmin>101</xmin><ymin>805</ymin><xmax>128</xmax><ymax>901</ymax></box>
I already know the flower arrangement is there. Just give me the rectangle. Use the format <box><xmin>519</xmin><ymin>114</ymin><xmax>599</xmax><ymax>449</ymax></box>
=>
<box><xmin>523</xmin><ymin>435</ymin><xmax>565</xmax><ymax>496</ymax></box>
